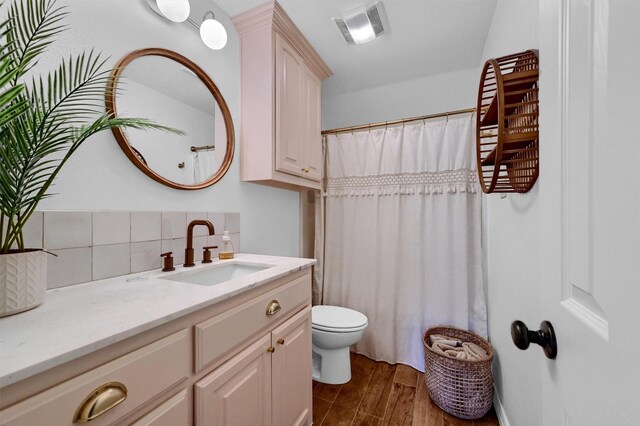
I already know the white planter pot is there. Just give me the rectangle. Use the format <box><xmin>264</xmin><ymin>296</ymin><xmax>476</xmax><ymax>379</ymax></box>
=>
<box><xmin>0</xmin><ymin>250</ymin><xmax>47</xmax><ymax>317</ymax></box>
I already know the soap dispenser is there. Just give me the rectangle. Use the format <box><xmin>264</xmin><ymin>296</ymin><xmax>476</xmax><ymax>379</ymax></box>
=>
<box><xmin>219</xmin><ymin>231</ymin><xmax>235</xmax><ymax>259</ymax></box>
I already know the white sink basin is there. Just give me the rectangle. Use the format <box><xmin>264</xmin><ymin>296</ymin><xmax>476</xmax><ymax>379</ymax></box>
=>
<box><xmin>160</xmin><ymin>262</ymin><xmax>273</xmax><ymax>286</ymax></box>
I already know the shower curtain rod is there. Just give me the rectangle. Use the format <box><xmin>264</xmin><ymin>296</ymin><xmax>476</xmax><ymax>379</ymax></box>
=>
<box><xmin>321</xmin><ymin>107</ymin><xmax>476</xmax><ymax>136</ymax></box>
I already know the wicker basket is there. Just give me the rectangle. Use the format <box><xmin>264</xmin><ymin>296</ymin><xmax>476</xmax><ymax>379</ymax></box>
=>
<box><xmin>423</xmin><ymin>326</ymin><xmax>494</xmax><ymax>420</ymax></box>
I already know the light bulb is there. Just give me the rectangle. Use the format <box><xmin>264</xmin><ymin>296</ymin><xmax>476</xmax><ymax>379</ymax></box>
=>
<box><xmin>200</xmin><ymin>18</ymin><xmax>227</xmax><ymax>50</ymax></box>
<box><xmin>154</xmin><ymin>0</ymin><xmax>190</xmax><ymax>23</ymax></box>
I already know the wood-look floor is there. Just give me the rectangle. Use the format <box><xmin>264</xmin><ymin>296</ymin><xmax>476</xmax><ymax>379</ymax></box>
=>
<box><xmin>312</xmin><ymin>353</ymin><xmax>499</xmax><ymax>426</ymax></box>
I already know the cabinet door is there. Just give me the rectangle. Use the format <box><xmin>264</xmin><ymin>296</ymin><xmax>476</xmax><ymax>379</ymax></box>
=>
<box><xmin>194</xmin><ymin>334</ymin><xmax>272</xmax><ymax>426</ymax></box>
<box><xmin>272</xmin><ymin>307</ymin><xmax>312</xmax><ymax>426</ymax></box>
<box><xmin>302</xmin><ymin>67</ymin><xmax>322</xmax><ymax>182</ymax></box>
<box><xmin>275</xmin><ymin>32</ymin><xmax>305</xmax><ymax>177</ymax></box>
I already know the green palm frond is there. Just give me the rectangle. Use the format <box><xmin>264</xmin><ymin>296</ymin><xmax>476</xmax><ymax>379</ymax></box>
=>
<box><xmin>5</xmin><ymin>0</ymin><xmax>67</xmax><ymax>77</ymax></box>
<box><xmin>0</xmin><ymin>0</ymin><xmax>180</xmax><ymax>253</ymax></box>
<box><xmin>0</xmin><ymin>59</ymin><xmax>26</xmax><ymax>127</ymax></box>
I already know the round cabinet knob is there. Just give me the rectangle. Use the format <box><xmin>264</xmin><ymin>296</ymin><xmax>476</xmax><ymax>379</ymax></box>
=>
<box><xmin>277</xmin><ymin>338</ymin><xmax>285</xmax><ymax>345</ymax></box>
<box><xmin>511</xmin><ymin>320</ymin><xmax>558</xmax><ymax>359</ymax></box>
<box><xmin>267</xmin><ymin>346</ymin><xmax>275</xmax><ymax>353</ymax></box>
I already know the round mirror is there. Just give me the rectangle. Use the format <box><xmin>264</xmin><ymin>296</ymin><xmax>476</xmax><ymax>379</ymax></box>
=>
<box><xmin>106</xmin><ymin>48</ymin><xmax>234</xmax><ymax>190</ymax></box>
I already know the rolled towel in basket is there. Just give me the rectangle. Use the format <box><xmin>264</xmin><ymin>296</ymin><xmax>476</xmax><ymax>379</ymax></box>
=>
<box><xmin>444</xmin><ymin>349</ymin><xmax>462</xmax><ymax>358</ymax></box>
<box><xmin>456</xmin><ymin>351</ymin><xmax>468</xmax><ymax>360</ymax></box>
<box><xmin>432</xmin><ymin>342</ymin><xmax>459</xmax><ymax>356</ymax></box>
<box><xmin>462</xmin><ymin>342</ymin><xmax>488</xmax><ymax>360</ymax></box>
<box><xmin>429</xmin><ymin>334</ymin><xmax>489</xmax><ymax>361</ymax></box>
<box><xmin>430</xmin><ymin>334</ymin><xmax>462</xmax><ymax>347</ymax></box>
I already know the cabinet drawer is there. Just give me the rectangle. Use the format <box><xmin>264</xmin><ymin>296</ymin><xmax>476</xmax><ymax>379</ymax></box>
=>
<box><xmin>1</xmin><ymin>329</ymin><xmax>190</xmax><ymax>426</ymax></box>
<box><xmin>131</xmin><ymin>389</ymin><xmax>189</xmax><ymax>426</ymax></box>
<box><xmin>195</xmin><ymin>273</ymin><xmax>310</xmax><ymax>373</ymax></box>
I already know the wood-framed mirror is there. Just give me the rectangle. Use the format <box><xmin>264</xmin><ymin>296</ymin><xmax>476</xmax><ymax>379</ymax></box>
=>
<box><xmin>106</xmin><ymin>48</ymin><xmax>234</xmax><ymax>190</ymax></box>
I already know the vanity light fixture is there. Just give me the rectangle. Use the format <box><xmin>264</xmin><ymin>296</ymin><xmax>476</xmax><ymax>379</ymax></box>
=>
<box><xmin>147</xmin><ymin>1</ymin><xmax>227</xmax><ymax>50</ymax></box>
<box><xmin>147</xmin><ymin>0</ymin><xmax>190</xmax><ymax>23</ymax></box>
<box><xmin>189</xmin><ymin>11</ymin><xmax>228</xmax><ymax>50</ymax></box>
<box><xmin>333</xmin><ymin>2</ymin><xmax>385</xmax><ymax>45</ymax></box>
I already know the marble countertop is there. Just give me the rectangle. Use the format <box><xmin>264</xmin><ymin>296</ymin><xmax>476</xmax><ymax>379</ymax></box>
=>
<box><xmin>0</xmin><ymin>253</ymin><xmax>316</xmax><ymax>387</ymax></box>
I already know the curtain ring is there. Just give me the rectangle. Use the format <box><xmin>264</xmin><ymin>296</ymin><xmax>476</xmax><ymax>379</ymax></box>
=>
<box><xmin>385</xmin><ymin>121</ymin><xmax>388</xmax><ymax>130</ymax></box>
<box><xmin>446</xmin><ymin>112</ymin><xmax>449</xmax><ymax>122</ymax></box>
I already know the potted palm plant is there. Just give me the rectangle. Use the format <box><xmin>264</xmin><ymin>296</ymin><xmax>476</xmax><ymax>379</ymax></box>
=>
<box><xmin>0</xmin><ymin>0</ymin><xmax>175</xmax><ymax>316</ymax></box>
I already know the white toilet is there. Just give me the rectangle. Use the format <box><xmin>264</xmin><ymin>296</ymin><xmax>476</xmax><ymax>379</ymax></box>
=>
<box><xmin>311</xmin><ymin>305</ymin><xmax>368</xmax><ymax>384</ymax></box>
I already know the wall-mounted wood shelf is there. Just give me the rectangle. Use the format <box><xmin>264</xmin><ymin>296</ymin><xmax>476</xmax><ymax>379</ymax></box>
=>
<box><xmin>476</xmin><ymin>50</ymin><xmax>539</xmax><ymax>193</ymax></box>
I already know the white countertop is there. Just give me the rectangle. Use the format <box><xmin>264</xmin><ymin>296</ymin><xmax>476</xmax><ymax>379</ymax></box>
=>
<box><xmin>0</xmin><ymin>253</ymin><xmax>316</xmax><ymax>387</ymax></box>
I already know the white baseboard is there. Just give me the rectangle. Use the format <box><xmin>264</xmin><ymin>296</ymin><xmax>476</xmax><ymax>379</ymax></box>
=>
<box><xmin>493</xmin><ymin>387</ymin><xmax>511</xmax><ymax>426</ymax></box>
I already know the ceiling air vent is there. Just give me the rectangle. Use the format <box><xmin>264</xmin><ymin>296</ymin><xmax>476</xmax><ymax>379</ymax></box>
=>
<box><xmin>333</xmin><ymin>2</ymin><xmax>385</xmax><ymax>45</ymax></box>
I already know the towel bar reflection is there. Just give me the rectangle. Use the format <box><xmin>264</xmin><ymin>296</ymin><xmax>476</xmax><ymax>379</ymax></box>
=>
<box><xmin>191</xmin><ymin>144</ymin><xmax>215</xmax><ymax>152</ymax></box>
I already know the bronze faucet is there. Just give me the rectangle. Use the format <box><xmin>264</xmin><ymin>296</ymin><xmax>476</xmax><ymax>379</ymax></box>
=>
<box><xmin>184</xmin><ymin>220</ymin><xmax>215</xmax><ymax>267</ymax></box>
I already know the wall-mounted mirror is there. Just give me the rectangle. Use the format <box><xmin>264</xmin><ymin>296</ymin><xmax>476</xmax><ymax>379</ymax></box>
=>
<box><xmin>106</xmin><ymin>48</ymin><xmax>234</xmax><ymax>190</ymax></box>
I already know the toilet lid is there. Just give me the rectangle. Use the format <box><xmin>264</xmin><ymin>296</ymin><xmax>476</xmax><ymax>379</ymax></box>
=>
<box><xmin>312</xmin><ymin>305</ymin><xmax>368</xmax><ymax>330</ymax></box>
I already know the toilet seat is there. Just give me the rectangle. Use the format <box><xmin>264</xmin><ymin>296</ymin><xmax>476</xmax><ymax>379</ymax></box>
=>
<box><xmin>312</xmin><ymin>305</ymin><xmax>368</xmax><ymax>333</ymax></box>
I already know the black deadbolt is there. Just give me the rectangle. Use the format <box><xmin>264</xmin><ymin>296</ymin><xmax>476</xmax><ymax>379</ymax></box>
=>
<box><xmin>511</xmin><ymin>320</ymin><xmax>557</xmax><ymax>359</ymax></box>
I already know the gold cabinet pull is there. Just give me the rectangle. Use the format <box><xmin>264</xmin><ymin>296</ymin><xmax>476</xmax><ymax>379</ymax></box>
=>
<box><xmin>277</xmin><ymin>338</ymin><xmax>285</xmax><ymax>345</ymax></box>
<box><xmin>267</xmin><ymin>346</ymin><xmax>276</xmax><ymax>353</ymax></box>
<box><xmin>266</xmin><ymin>300</ymin><xmax>281</xmax><ymax>316</ymax></box>
<box><xmin>74</xmin><ymin>382</ymin><xmax>127</xmax><ymax>423</ymax></box>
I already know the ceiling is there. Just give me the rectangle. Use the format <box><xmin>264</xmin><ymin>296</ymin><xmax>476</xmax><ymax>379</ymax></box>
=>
<box><xmin>214</xmin><ymin>0</ymin><xmax>497</xmax><ymax>95</ymax></box>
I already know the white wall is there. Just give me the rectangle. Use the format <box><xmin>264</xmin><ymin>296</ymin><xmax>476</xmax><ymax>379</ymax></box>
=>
<box><xmin>321</xmin><ymin>67</ymin><xmax>478</xmax><ymax>130</ymax></box>
<box><xmin>33</xmin><ymin>0</ymin><xmax>300</xmax><ymax>257</ymax></box>
<box><xmin>479</xmin><ymin>1</ymin><xmax>541</xmax><ymax>425</ymax></box>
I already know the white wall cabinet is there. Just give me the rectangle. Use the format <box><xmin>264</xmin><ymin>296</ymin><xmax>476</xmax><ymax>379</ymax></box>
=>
<box><xmin>274</xmin><ymin>33</ymin><xmax>322</xmax><ymax>183</ymax></box>
<box><xmin>234</xmin><ymin>2</ymin><xmax>331</xmax><ymax>191</ymax></box>
<box><xmin>0</xmin><ymin>270</ymin><xmax>312</xmax><ymax>426</ymax></box>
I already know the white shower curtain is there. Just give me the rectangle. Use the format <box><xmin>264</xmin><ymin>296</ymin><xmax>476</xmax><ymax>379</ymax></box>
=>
<box><xmin>317</xmin><ymin>116</ymin><xmax>487</xmax><ymax>371</ymax></box>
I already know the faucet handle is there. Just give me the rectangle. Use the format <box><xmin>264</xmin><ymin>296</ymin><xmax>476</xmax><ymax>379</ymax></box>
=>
<box><xmin>202</xmin><ymin>246</ymin><xmax>219</xmax><ymax>264</ymax></box>
<box><xmin>160</xmin><ymin>252</ymin><xmax>175</xmax><ymax>272</ymax></box>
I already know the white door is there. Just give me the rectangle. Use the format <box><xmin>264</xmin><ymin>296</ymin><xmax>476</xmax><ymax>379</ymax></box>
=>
<box><xmin>538</xmin><ymin>1</ymin><xmax>640</xmax><ymax>425</ymax></box>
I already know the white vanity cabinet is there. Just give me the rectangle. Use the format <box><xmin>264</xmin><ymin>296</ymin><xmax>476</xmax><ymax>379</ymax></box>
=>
<box><xmin>0</xmin><ymin>269</ymin><xmax>313</xmax><ymax>426</ymax></box>
<box><xmin>233</xmin><ymin>1</ymin><xmax>331</xmax><ymax>191</ymax></box>
<box><xmin>195</xmin><ymin>334</ymin><xmax>273</xmax><ymax>426</ymax></box>
<box><xmin>193</xmin><ymin>307</ymin><xmax>312</xmax><ymax>426</ymax></box>
<box><xmin>271</xmin><ymin>307</ymin><xmax>312</xmax><ymax>426</ymax></box>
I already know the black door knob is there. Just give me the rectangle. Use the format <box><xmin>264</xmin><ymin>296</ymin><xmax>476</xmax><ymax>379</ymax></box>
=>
<box><xmin>511</xmin><ymin>320</ymin><xmax>557</xmax><ymax>359</ymax></box>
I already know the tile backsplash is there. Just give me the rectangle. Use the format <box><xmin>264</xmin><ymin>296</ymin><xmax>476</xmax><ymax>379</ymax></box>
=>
<box><xmin>23</xmin><ymin>211</ymin><xmax>240</xmax><ymax>289</ymax></box>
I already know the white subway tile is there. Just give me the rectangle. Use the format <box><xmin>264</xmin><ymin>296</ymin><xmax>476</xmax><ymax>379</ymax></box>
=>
<box><xmin>161</xmin><ymin>212</ymin><xmax>186</xmax><ymax>239</ymax></box>
<box><xmin>131</xmin><ymin>212</ymin><xmax>161</xmax><ymax>242</ymax></box>
<box><xmin>131</xmin><ymin>240</ymin><xmax>161</xmax><ymax>273</ymax></box>
<box><xmin>93</xmin><ymin>212</ymin><xmax>130</xmax><ymax>246</ymax></box>
<box><xmin>47</xmin><ymin>247</ymin><xmax>92</xmax><ymax>288</ymax></box>
<box><xmin>22</xmin><ymin>212</ymin><xmax>43</xmax><ymax>249</ymax></box>
<box><xmin>193</xmin><ymin>236</ymin><xmax>208</xmax><ymax>262</ymax></box>
<box><xmin>92</xmin><ymin>243</ymin><xmax>131</xmax><ymax>281</ymax></box>
<box><xmin>44</xmin><ymin>212</ymin><xmax>92</xmax><ymax>249</ymax></box>
<box><xmin>207</xmin><ymin>212</ymin><xmax>225</xmax><ymax>233</ymax></box>
<box><xmin>161</xmin><ymin>238</ymin><xmax>187</xmax><ymax>265</ymax></box>
<box><xmin>224</xmin><ymin>212</ymin><xmax>240</xmax><ymax>233</ymax></box>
